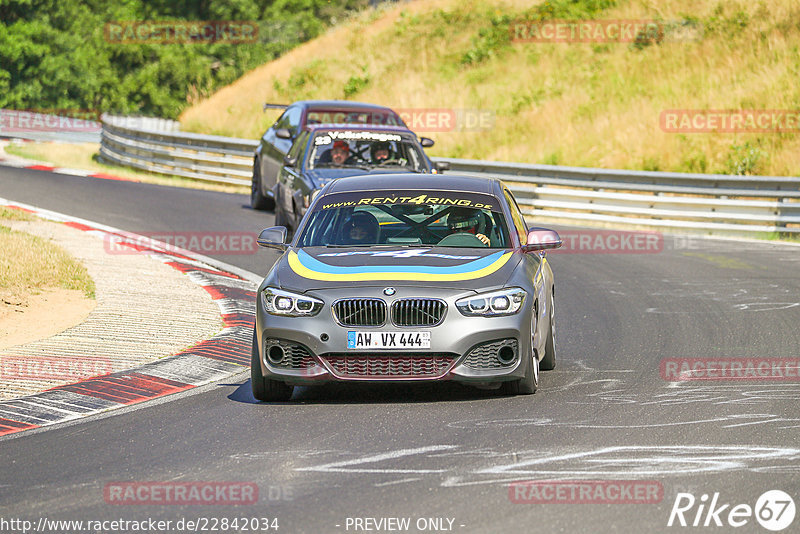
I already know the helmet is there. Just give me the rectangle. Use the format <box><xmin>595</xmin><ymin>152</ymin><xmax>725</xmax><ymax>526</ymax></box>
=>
<box><xmin>333</xmin><ymin>140</ymin><xmax>349</xmax><ymax>152</ymax></box>
<box><xmin>340</xmin><ymin>211</ymin><xmax>379</xmax><ymax>244</ymax></box>
<box><xmin>371</xmin><ymin>141</ymin><xmax>391</xmax><ymax>161</ymax></box>
<box><xmin>447</xmin><ymin>207</ymin><xmax>483</xmax><ymax>234</ymax></box>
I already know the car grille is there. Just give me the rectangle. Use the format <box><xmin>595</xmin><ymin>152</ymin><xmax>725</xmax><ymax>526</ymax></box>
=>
<box><xmin>391</xmin><ymin>299</ymin><xmax>446</xmax><ymax>327</ymax></box>
<box><xmin>333</xmin><ymin>298</ymin><xmax>386</xmax><ymax>327</ymax></box>
<box><xmin>462</xmin><ymin>339</ymin><xmax>518</xmax><ymax>369</ymax></box>
<box><xmin>264</xmin><ymin>339</ymin><xmax>316</xmax><ymax>369</ymax></box>
<box><xmin>320</xmin><ymin>354</ymin><xmax>456</xmax><ymax>379</ymax></box>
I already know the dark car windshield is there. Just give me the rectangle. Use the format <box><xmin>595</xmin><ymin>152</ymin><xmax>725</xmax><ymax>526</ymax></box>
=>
<box><xmin>297</xmin><ymin>191</ymin><xmax>511</xmax><ymax>248</ymax></box>
<box><xmin>308</xmin><ymin>131</ymin><xmax>427</xmax><ymax>172</ymax></box>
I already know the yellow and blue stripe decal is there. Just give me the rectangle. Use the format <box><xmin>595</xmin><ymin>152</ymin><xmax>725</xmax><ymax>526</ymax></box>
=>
<box><xmin>288</xmin><ymin>250</ymin><xmax>514</xmax><ymax>282</ymax></box>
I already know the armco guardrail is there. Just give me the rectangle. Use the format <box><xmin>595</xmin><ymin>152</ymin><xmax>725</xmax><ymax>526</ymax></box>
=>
<box><xmin>100</xmin><ymin>116</ymin><xmax>800</xmax><ymax>234</ymax></box>
<box><xmin>99</xmin><ymin>115</ymin><xmax>255</xmax><ymax>186</ymax></box>
<box><xmin>437</xmin><ymin>158</ymin><xmax>800</xmax><ymax>234</ymax></box>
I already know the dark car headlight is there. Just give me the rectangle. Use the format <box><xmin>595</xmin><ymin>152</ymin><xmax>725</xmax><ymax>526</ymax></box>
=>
<box><xmin>262</xmin><ymin>287</ymin><xmax>323</xmax><ymax>317</ymax></box>
<box><xmin>456</xmin><ymin>288</ymin><xmax>526</xmax><ymax>317</ymax></box>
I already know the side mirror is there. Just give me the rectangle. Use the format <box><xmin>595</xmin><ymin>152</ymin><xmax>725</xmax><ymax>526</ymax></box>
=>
<box><xmin>257</xmin><ymin>226</ymin><xmax>288</xmax><ymax>251</ymax></box>
<box><xmin>434</xmin><ymin>161</ymin><xmax>450</xmax><ymax>173</ymax></box>
<box><xmin>419</xmin><ymin>137</ymin><xmax>435</xmax><ymax>148</ymax></box>
<box><xmin>522</xmin><ymin>228</ymin><xmax>562</xmax><ymax>253</ymax></box>
<box><xmin>283</xmin><ymin>154</ymin><xmax>297</xmax><ymax>167</ymax></box>
<box><xmin>275</xmin><ymin>128</ymin><xmax>292</xmax><ymax>140</ymax></box>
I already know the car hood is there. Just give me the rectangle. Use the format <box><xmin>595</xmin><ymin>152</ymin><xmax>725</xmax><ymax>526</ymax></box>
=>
<box><xmin>305</xmin><ymin>167</ymin><xmax>416</xmax><ymax>188</ymax></box>
<box><xmin>273</xmin><ymin>246</ymin><xmax>522</xmax><ymax>291</ymax></box>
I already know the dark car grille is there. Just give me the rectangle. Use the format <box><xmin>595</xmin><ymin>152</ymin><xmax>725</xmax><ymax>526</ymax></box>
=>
<box><xmin>320</xmin><ymin>354</ymin><xmax>456</xmax><ymax>379</ymax></box>
<box><xmin>264</xmin><ymin>339</ymin><xmax>316</xmax><ymax>369</ymax></box>
<box><xmin>391</xmin><ymin>299</ymin><xmax>446</xmax><ymax>327</ymax></box>
<box><xmin>462</xmin><ymin>339</ymin><xmax>519</xmax><ymax>369</ymax></box>
<box><xmin>333</xmin><ymin>298</ymin><xmax>386</xmax><ymax>326</ymax></box>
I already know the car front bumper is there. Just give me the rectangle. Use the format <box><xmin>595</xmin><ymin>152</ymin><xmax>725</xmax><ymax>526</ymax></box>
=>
<box><xmin>254</xmin><ymin>286</ymin><xmax>536</xmax><ymax>387</ymax></box>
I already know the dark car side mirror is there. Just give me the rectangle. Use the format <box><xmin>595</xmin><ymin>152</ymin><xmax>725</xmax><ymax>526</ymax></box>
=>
<box><xmin>283</xmin><ymin>155</ymin><xmax>297</xmax><ymax>167</ymax></box>
<box><xmin>257</xmin><ymin>227</ymin><xmax>288</xmax><ymax>251</ymax></box>
<box><xmin>419</xmin><ymin>137</ymin><xmax>435</xmax><ymax>147</ymax></box>
<box><xmin>522</xmin><ymin>228</ymin><xmax>563</xmax><ymax>253</ymax></box>
<box><xmin>275</xmin><ymin>128</ymin><xmax>292</xmax><ymax>140</ymax></box>
<box><xmin>434</xmin><ymin>161</ymin><xmax>450</xmax><ymax>173</ymax></box>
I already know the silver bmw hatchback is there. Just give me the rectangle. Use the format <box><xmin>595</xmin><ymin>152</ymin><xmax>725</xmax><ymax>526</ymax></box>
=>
<box><xmin>252</xmin><ymin>173</ymin><xmax>562</xmax><ymax>401</ymax></box>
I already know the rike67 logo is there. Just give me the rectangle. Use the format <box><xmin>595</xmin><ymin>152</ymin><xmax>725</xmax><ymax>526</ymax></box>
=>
<box><xmin>668</xmin><ymin>490</ymin><xmax>795</xmax><ymax>531</ymax></box>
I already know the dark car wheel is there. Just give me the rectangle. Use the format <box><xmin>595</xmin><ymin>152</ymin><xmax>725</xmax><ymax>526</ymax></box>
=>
<box><xmin>251</xmin><ymin>329</ymin><xmax>293</xmax><ymax>402</ymax></box>
<box><xmin>273</xmin><ymin>189</ymin><xmax>290</xmax><ymax>229</ymax></box>
<box><xmin>540</xmin><ymin>288</ymin><xmax>556</xmax><ymax>370</ymax></box>
<box><xmin>251</xmin><ymin>161</ymin><xmax>275</xmax><ymax>211</ymax></box>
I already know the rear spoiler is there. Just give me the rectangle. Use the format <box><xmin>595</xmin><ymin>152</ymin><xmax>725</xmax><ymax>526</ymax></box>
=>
<box><xmin>263</xmin><ymin>103</ymin><xmax>288</xmax><ymax>112</ymax></box>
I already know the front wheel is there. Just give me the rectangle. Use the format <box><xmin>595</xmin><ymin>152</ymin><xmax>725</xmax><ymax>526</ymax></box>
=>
<box><xmin>251</xmin><ymin>329</ymin><xmax>293</xmax><ymax>402</ymax></box>
<box><xmin>502</xmin><ymin>336</ymin><xmax>539</xmax><ymax>395</ymax></box>
<box><xmin>540</xmin><ymin>288</ymin><xmax>556</xmax><ymax>370</ymax></box>
<box><xmin>251</xmin><ymin>161</ymin><xmax>274</xmax><ymax>211</ymax></box>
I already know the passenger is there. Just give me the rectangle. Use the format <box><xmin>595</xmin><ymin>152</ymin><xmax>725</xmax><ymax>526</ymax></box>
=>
<box><xmin>318</xmin><ymin>140</ymin><xmax>355</xmax><ymax>166</ymax></box>
<box><xmin>370</xmin><ymin>141</ymin><xmax>392</xmax><ymax>164</ymax></box>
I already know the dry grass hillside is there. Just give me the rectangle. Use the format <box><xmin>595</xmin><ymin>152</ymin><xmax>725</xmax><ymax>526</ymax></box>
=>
<box><xmin>180</xmin><ymin>0</ymin><xmax>800</xmax><ymax>176</ymax></box>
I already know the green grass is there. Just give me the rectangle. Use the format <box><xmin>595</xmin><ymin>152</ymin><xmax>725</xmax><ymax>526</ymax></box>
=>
<box><xmin>180</xmin><ymin>0</ymin><xmax>800</xmax><ymax>177</ymax></box>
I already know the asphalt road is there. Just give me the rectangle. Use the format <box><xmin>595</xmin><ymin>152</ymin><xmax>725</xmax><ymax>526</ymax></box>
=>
<box><xmin>1</xmin><ymin>167</ymin><xmax>799</xmax><ymax>533</ymax></box>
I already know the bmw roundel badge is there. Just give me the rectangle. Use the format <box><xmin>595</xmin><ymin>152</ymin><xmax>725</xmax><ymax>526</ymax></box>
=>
<box><xmin>383</xmin><ymin>287</ymin><xmax>396</xmax><ymax>296</ymax></box>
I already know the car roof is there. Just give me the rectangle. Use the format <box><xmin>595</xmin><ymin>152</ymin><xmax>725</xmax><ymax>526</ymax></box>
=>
<box><xmin>325</xmin><ymin>173</ymin><xmax>500</xmax><ymax>195</ymax></box>
<box><xmin>303</xmin><ymin>123</ymin><xmax>416</xmax><ymax>135</ymax></box>
<box><xmin>294</xmin><ymin>100</ymin><xmax>399</xmax><ymax>113</ymax></box>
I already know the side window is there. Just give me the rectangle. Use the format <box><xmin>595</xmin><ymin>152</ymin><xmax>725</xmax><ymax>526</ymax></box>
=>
<box><xmin>286</xmin><ymin>107</ymin><xmax>303</xmax><ymax>136</ymax></box>
<box><xmin>504</xmin><ymin>189</ymin><xmax>528</xmax><ymax>246</ymax></box>
<box><xmin>288</xmin><ymin>131</ymin><xmax>308</xmax><ymax>161</ymax></box>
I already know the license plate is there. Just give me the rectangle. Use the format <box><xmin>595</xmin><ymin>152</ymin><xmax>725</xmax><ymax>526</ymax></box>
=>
<box><xmin>347</xmin><ymin>331</ymin><xmax>430</xmax><ymax>349</ymax></box>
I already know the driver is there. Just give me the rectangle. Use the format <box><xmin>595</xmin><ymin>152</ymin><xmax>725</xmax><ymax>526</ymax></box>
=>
<box><xmin>447</xmin><ymin>207</ymin><xmax>490</xmax><ymax>246</ymax></box>
<box><xmin>340</xmin><ymin>211</ymin><xmax>380</xmax><ymax>245</ymax></box>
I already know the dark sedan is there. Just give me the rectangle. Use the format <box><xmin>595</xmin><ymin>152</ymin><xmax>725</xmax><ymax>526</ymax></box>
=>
<box><xmin>251</xmin><ymin>100</ymin><xmax>408</xmax><ymax>210</ymax></box>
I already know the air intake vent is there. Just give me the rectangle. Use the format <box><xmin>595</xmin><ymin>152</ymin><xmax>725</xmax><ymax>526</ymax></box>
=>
<box><xmin>333</xmin><ymin>298</ymin><xmax>387</xmax><ymax>327</ymax></box>
<box><xmin>391</xmin><ymin>299</ymin><xmax>446</xmax><ymax>327</ymax></box>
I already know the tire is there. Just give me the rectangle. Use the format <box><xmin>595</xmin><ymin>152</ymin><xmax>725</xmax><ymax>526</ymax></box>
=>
<box><xmin>251</xmin><ymin>161</ymin><xmax>274</xmax><ymax>211</ymax></box>
<box><xmin>540</xmin><ymin>287</ymin><xmax>557</xmax><ymax>371</ymax></box>
<box><xmin>501</xmin><ymin>324</ymin><xmax>539</xmax><ymax>395</ymax></box>
<box><xmin>251</xmin><ymin>329</ymin><xmax>293</xmax><ymax>402</ymax></box>
<box><xmin>274</xmin><ymin>189</ymin><xmax>289</xmax><ymax>228</ymax></box>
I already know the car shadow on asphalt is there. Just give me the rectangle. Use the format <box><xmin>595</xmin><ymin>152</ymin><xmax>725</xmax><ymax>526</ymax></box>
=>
<box><xmin>226</xmin><ymin>379</ymin><xmax>511</xmax><ymax>405</ymax></box>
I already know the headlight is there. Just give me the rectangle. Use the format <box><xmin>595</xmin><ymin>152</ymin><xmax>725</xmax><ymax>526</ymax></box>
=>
<box><xmin>262</xmin><ymin>287</ymin><xmax>323</xmax><ymax>317</ymax></box>
<box><xmin>456</xmin><ymin>288</ymin><xmax>526</xmax><ymax>317</ymax></box>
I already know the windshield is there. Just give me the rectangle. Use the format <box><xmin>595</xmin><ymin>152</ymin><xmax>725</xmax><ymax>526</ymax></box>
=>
<box><xmin>298</xmin><ymin>191</ymin><xmax>510</xmax><ymax>248</ymax></box>
<box><xmin>308</xmin><ymin>131</ymin><xmax>427</xmax><ymax>172</ymax></box>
